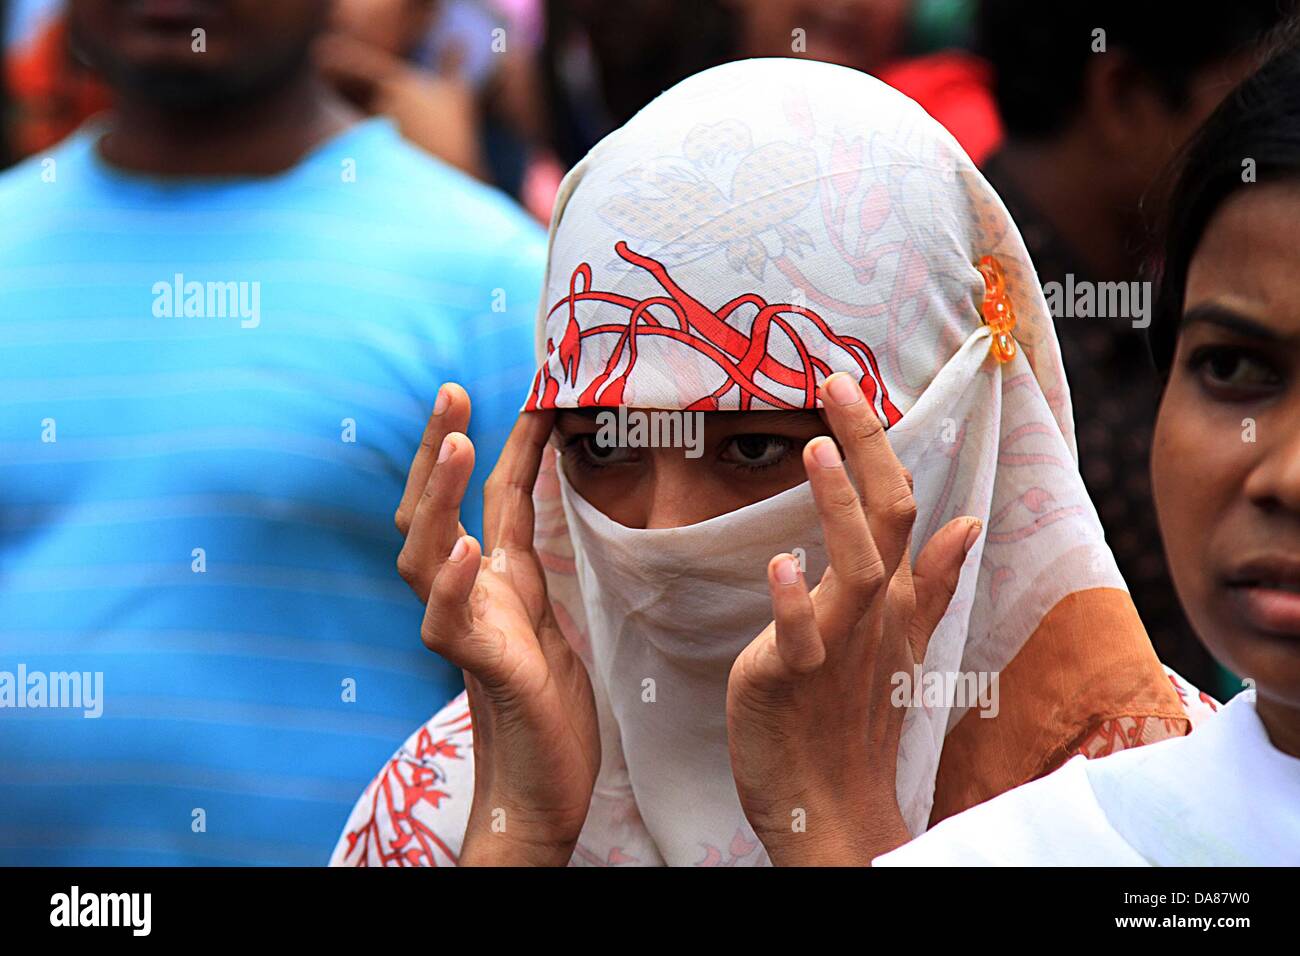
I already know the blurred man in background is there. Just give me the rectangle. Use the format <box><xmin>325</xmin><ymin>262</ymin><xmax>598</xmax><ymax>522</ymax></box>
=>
<box><xmin>0</xmin><ymin>0</ymin><xmax>543</xmax><ymax>863</ymax></box>
<box><xmin>977</xmin><ymin>0</ymin><xmax>1296</xmax><ymax>695</ymax></box>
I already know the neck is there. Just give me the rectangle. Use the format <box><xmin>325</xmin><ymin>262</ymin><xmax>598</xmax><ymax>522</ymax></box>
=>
<box><xmin>995</xmin><ymin>134</ymin><xmax>1141</xmax><ymax>279</ymax></box>
<box><xmin>97</xmin><ymin>70</ymin><xmax>360</xmax><ymax>177</ymax></box>
<box><xmin>1255</xmin><ymin>693</ymin><xmax>1300</xmax><ymax>761</ymax></box>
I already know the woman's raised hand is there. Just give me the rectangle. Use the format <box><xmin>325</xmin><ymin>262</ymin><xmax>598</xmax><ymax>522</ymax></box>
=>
<box><xmin>395</xmin><ymin>385</ymin><xmax>600</xmax><ymax>866</ymax></box>
<box><xmin>726</xmin><ymin>372</ymin><xmax>982</xmax><ymax>866</ymax></box>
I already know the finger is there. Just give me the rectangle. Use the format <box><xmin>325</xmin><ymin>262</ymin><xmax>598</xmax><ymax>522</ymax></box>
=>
<box><xmin>883</xmin><ymin>531</ymin><xmax>917</xmax><ymax>635</ymax></box>
<box><xmin>803</xmin><ymin>434</ymin><xmax>886</xmax><ymax>638</ymax></box>
<box><xmin>396</xmin><ymin>383</ymin><xmax>471</xmax><ymax>536</ymax></box>
<box><xmin>768</xmin><ymin>553</ymin><xmax>825</xmax><ymax>675</ymax></box>
<box><xmin>396</xmin><ymin>431</ymin><xmax>475</xmax><ymax>602</ymax></box>
<box><xmin>907</xmin><ymin>517</ymin><xmax>982</xmax><ymax>664</ymax></box>
<box><xmin>819</xmin><ymin>372</ymin><xmax>916</xmax><ymax>581</ymax></box>
<box><xmin>483</xmin><ymin>409</ymin><xmax>557</xmax><ymax>557</ymax></box>
<box><xmin>421</xmin><ymin>535</ymin><xmax>495</xmax><ymax>671</ymax></box>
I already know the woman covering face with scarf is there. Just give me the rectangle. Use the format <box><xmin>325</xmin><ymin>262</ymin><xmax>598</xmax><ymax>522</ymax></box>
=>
<box><xmin>332</xmin><ymin>58</ymin><xmax>1200</xmax><ymax>867</ymax></box>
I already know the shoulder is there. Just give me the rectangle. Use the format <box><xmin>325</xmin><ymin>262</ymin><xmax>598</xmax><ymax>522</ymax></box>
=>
<box><xmin>346</xmin><ymin>121</ymin><xmax>547</xmax><ymax>267</ymax></box>
<box><xmin>329</xmin><ymin>692</ymin><xmax>475</xmax><ymax>867</ymax></box>
<box><xmin>875</xmin><ymin>756</ymin><xmax>1146</xmax><ymax>866</ymax></box>
<box><xmin>0</xmin><ymin>154</ymin><xmax>40</xmax><ymax>207</ymax></box>
<box><xmin>0</xmin><ymin>131</ymin><xmax>89</xmax><ymax>211</ymax></box>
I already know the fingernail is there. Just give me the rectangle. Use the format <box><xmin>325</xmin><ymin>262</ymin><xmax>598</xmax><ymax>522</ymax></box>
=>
<box><xmin>964</xmin><ymin>518</ymin><xmax>983</xmax><ymax>554</ymax></box>
<box><xmin>825</xmin><ymin>374</ymin><xmax>863</xmax><ymax>407</ymax></box>
<box><xmin>448</xmin><ymin>537</ymin><xmax>469</xmax><ymax>563</ymax></box>
<box><xmin>433</xmin><ymin>386</ymin><xmax>449</xmax><ymax>415</ymax></box>
<box><xmin>811</xmin><ymin>436</ymin><xmax>842</xmax><ymax>469</ymax></box>
<box><xmin>438</xmin><ymin>434</ymin><xmax>455</xmax><ymax>463</ymax></box>
<box><xmin>775</xmin><ymin>555</ymin><xmax>799</xmax><ymax>585</ymax></box>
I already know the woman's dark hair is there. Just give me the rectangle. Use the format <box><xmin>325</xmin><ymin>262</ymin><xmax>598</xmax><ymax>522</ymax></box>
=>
<box><xmin>541</xmin><ymin>1</ymin><xmax>737</xmax><ymax>169</ymax></box>
<box><xmin>978</xmin><ymin>0</ymin><xmax>1296</xmax><ymax>141</ymax></box>
<box><xmin>1148</xmin><ymin>23</ymin><xmax>1300</xmax><ymax>376</ymax></box>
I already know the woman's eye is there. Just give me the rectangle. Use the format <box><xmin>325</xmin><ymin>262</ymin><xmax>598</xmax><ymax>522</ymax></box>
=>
<box><xmin>1192</xmin><ymin>346</ymin><xmax>1283</xmax><ymax>395</ymax></box>
<box><xmin>568</xmin><ymin>435</ymin><xmax>636</xmax><ymax>468</ymax></box>
<box><xmin>720</xmin><ymin>435</ymin><xmax>793</xmax><ymax>470</ymax></box>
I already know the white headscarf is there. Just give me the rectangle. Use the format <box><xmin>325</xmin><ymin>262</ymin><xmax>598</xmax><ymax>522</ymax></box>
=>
<box><xmin>523</xmin><ymin>58</ymin><xmax>1185</xmax><ymax>865</ymax></box>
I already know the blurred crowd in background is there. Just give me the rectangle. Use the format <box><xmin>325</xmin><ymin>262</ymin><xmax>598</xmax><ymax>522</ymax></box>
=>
<box><xmin>1</xmin><ymin>0</ymin><xmax>986</xmax><ymax>215</ymax></box>
<box><xmin>4</xmin><ymin>0</ymin><xmax>1296</xmax><ymax>702</ymax></box>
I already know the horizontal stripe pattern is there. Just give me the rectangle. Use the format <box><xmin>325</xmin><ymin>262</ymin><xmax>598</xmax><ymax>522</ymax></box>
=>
<box><xmin>0</xmin><ymin>118</ymin><xmax>547</xmax><ymax>865</ymax></box>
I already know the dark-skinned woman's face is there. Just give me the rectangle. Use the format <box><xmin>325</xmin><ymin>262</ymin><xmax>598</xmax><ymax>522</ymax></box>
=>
<box><xmin>1152</xmin><ymin>181</ymin><xmax>1300</xmax><ymax>718</ymax></box>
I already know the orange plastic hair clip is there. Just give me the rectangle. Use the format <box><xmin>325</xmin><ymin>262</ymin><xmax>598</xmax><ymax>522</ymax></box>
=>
<box><xmin>977</xmin><ymin>255</ymin><xmax>1018</xmax><ymax>364</ymax></box>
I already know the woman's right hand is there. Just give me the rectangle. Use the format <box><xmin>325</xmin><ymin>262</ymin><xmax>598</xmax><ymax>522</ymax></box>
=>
<box><xmin>394</xmin><ymin>384</ymin><xmax>600</xmax><ymax>866</ymax></box>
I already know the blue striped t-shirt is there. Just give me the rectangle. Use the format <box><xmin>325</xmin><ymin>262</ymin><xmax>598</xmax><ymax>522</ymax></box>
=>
<box><xmin>0</xmin><ymin>118</ymin><xmax>546</xmax><ymax>864</ymax></box>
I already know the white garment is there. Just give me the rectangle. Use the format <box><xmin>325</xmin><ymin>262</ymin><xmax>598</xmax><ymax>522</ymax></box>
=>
<box><xmin>874</xmin><ymin>692</ymin><xmax>1300</xmax><ymax>865</ymax></box>
<box><xmin>527</xmin><ymin>56</ymin><xmax>1137</xmax><ymax>859</ymax></box>
<box><xmin>558</xmin><ymin>469</ymin><xmax>831</xmax><ymax>865</ymax></box>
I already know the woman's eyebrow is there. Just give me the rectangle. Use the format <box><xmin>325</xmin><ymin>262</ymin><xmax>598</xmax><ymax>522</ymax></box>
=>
<box><xmin>1181</xmin><ymin>303</ymin><xmax>1293</xmax><ymax>343</ymax></box>
<box><xmin>554</xmin><ymin>410</ymin><xmax>601</xmax><ymax>432</ymax></box>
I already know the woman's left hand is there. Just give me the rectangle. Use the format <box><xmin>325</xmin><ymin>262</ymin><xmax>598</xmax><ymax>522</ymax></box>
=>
<box><xmin>726</xmin><ymin>372</ymin><xmax>982</xmax><ymax>866</ymax></box>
